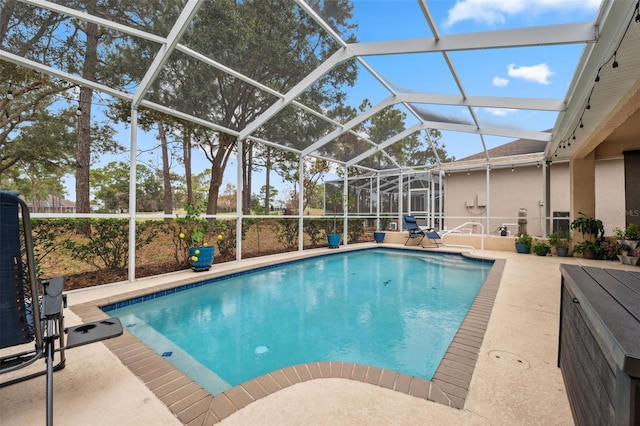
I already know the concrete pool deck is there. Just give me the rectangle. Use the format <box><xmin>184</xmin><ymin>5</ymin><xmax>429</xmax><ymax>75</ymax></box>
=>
<box><xmin>2</xmin><ymin>245</ymin><xmax>637</xmax><ymax>425</ymax></box>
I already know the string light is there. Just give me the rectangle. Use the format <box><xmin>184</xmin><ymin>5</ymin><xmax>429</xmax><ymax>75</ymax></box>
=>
<box><xmin>6</xmin><ymin>82</ymin><xmax>12</xmax><ymax>100</ymax></box>
<box><xmin>555</xmin><ymin>0</ymin><xmax>635</xmax><ymax>160</ymax></box>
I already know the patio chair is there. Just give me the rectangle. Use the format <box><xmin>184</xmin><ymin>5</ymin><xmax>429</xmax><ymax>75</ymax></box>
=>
<box><xmin>422</xmin><ymin>229</ymin><xmax>441</xmax><ymax>248</ymax></box>
<box><xmin>403</xmin><ymin>215</ymin><xmax>441</xmax><ymax>248</ymax></box>
<box><xmin>403</xmin><ymin>215</ymin><xmax>426</xmax><ymax>246</ymax></box>
<box><xmin>0</xmin><ymin>191</ymin><xmax>123</xmax><ymax>426</ymax></box>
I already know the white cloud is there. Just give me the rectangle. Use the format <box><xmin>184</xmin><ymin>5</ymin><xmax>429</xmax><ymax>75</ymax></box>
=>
<box><xmin>507</xmin><ymin>63</ymin><xmax>554</xmax><ymax>85</ymax></box>
<box><xmin>444</xmin><ymin>0</ymin><xmax>602</xmax><ymax>28</ymax></box>
<box><xmin>485</xmin><ymin>107</ymin><xmax>517</xmax><ymax>116</ymax></box>
<box><xmin>492</xmin><ymin>76</ymin><xmax>509</xmax><ymax>87</ymax></box>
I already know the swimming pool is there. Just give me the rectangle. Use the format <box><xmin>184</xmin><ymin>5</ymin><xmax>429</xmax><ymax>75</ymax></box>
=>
<box><xmin>108</xmin><ymin>249</ymin><xmax>492</xmax><ymax>396</ymax></box>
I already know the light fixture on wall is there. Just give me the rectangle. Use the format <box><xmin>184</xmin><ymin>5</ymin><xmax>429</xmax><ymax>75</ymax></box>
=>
<box><xmin>467</xmin><ymin>170</ymin><xmax>470</xmax><ymax>176</ymax></box>
<box><xmin>511</xmin><ymin>165</ymin><xmax>514</xmax><ymax>172</ymax></box>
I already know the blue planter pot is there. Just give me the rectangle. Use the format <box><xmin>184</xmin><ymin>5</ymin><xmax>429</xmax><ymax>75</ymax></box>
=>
<box><xmin>327</xmin><ymin>234</ymin><xmax>341</xmax><ymax>248</ymax></box>
<box><xmin>515</xmin><ymin>242</ymin><xmax>530</xmax><ymax>254</ymax></box>
<box><xmin>189</xmin><ymin>246</ymin><xmax>214</xmax><ymax>271</ymax></box>
<box><xmin>373</xmin><ymin>231</ymin><xmax>385</xmax><ymax>243</ymax></box>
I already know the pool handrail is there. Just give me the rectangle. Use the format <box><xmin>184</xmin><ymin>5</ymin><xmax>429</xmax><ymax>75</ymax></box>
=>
<box><xmin>440</xmin><ymin>222</ymin><xmax>484</xmax><ymax>251</ymax></box>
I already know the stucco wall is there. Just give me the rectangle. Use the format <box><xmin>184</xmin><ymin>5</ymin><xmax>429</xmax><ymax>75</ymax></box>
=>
<box><xmin>595</xmin><ymin>158</ymin><xmax>626</xmax><ymax>234</ymax></box>
<box><xmin>444</xmin><ymin>165</ymin><xmax>549</xmax><ymax>237</ymax></box>
<box><xmin>442</xmin><ymin>158</ymin><xmax>624</xmax><ymax>238</ymax></box>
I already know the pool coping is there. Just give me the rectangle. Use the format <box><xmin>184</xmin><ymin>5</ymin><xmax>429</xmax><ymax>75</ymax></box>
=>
<box><xmin>69</xmin><ymin>248</ymin><xmax>505</xmax><ymax>425</ymax></box>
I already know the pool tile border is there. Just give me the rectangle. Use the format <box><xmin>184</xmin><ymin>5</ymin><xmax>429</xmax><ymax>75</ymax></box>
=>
<box><xmin>70</xmin><ymin>253</ymin><xmax>504</xmax><ymax>425</ymax></box>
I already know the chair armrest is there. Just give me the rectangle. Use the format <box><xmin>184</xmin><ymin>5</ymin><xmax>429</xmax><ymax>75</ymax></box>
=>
<box><xmin>42</xmin><ymin>277</ymin><xmax>64</xmax><ymax>317</ymax></box>
<box><xmin>65</xmin><ymin>319</ymin><xmax>123</xmax><ymax>349</ymax></box>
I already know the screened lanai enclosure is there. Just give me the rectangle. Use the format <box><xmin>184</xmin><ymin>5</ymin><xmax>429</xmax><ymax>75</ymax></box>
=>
<box><xmin>2</xmin><ymin>0</ymin><xmax>639</xmax><ymax>281</ymax></box>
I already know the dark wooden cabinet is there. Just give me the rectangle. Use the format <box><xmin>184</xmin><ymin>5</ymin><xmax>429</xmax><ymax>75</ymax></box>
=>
<box><xmin>559</xmin><ymin>265</ymin><xmax>640</xmax><ymax>425</ymax></box>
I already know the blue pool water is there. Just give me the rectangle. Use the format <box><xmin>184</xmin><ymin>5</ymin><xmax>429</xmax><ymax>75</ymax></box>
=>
<box><xmin>109</xmin><ymin>249</ymin><xmax>492</xmax><ymax>395</ymax></box>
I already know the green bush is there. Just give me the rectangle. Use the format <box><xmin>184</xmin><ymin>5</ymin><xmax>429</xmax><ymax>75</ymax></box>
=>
<box><xmin>63</xmin><ymin>218</ymin><xmax>159</xmax><ymax>270</ymax></box>
<box><xmin>348</xmin><ymin>218</ymin><xmax>365</xmax><ymax>243</ymax></box>
<box><xmin>303</xmin><ymin>218</ymin><xmax>325</xmax><ymax>247</ymax></box>
<box><xmin>31</xmin><ymin>218</ymin><xmax>77</xmax><ymax>269</ymax></box>
<box><xmin>273</xmin><ymin>218</ymin><xmax>298</xmax><ymax>250</ymax></box>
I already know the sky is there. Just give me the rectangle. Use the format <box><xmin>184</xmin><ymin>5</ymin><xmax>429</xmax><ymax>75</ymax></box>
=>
<box><xmin>63</xmin><ymin>0</ymin><xmax>603</xmax><ymax>204</ymax></box>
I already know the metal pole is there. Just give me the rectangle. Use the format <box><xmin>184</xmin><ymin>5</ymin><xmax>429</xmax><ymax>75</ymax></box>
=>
<box><xmin>486</xmin><ymin>164</ymin><xmax>491</xmax><ymax>236</ymax></box>
<box><xmin>127</xmin><ymin>108</ymin><xmax>138</xmax><ymax>283</ymax></box>
<box><xmin>398</xmin><ymin>172</ymin><xmax>403</xmax><ymax>230</ymax></box>
<box><xmin>298</xmin><ymin>158</ymin><xmax>304</xmax><ymax>251</ymax></box>
<box><xmin>376</xmin><ymin>173</ymin><xmax>381</xmax><ymax>231</ymax></box>
<box><xmin>343</xmin><ymin>167</ymin><xmax>348</xmax><ymax>246</ymax></box>
<box><xmin>236</xmin><ymin>139</ymin><xmax>243</xmax><ymax>261</ymax></box>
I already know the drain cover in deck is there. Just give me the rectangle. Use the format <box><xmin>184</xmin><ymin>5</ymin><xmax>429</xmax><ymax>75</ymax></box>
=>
<box><xmin>488</xmin><ymin>350</ymin><xmax>530</xmax><ymax>369</ymax></box>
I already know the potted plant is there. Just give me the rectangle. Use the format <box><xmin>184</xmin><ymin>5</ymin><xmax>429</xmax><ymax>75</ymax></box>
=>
<box><xmin>570</xmin><ymin>213</ymin><xmax>604</xmax><ymax>259</ymax></box>
<box><xmin>548</xmin><ymin>231</ymin><xmax>571</xmax><ymax>257</ymax></box>
<box><xmin>325</xmin><ymin>188</ymin><xmax>343</xmax><ymax>248</ymax></box>
<box><xmin>532</xmin><ymin>240</ymin><xmax>550</xmax><ymax>256</ymax></box>
<box><xmin>515</xmin><ymin>233</ymin><xmax>532</xmax><ymax>254</ymax></box>
<box><xmin>176</xmin><ymin>202</ymin><xmax>216</xmax><ymax>271</ymax></box>
<box><xmin>623</xmin><ymin>223</ymin><xmax>640</xmax><ymax>250</ymax></box>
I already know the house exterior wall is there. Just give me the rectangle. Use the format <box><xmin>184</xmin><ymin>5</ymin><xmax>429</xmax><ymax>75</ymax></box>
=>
<box><xmin>444</xmin><ymin>166</ymin><xmax>547</xmax><ymax>237</ymax></box>
<box><xmin>595</xmin><ymin>158</ymin><xmax>626</xmax><ymax>234</ymax></box>
<box><xmin>442</xmin><ymin>158</ymin><xmax>624</xmax><ymax>238</ymax></box>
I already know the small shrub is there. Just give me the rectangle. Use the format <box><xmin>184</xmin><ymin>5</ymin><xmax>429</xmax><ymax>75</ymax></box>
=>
<box><xmin>64</xmin><ymin>218</ymin><xmax>159</xmax><ymax>270</ymax></box>
<box><xmin>272</xmin><ymin>218</ymin><xmax>298</xmax><ymax>250</ymax></box>
<box><xmin>303</xmin><ymin>218</ymin><xmax>325</xmax><ymax>247</ymax></box>
<box><xmin>347</xmin><ymin>218</ymin><xmax>365</xmax><ymax>243</ymax></box>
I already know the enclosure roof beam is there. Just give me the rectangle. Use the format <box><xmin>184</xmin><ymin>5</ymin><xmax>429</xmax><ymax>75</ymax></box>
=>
<box><xmin>350</xmin><ymin>22</ymin><xmax>595</xmax><ymax>57</ymax></box>
<box><xmin>346</xmin><ymin>121</ymin><xmax>551</xmax><ymax>168</ymax></box>
<box><xmin>22</xmin><ymin>0</ymin><xmax>167</xmax><ymax>44</ymax></box>
<box><xmin>347</xmin><ymin>123</ymin><xmax>427</xmax><ymax>167</ymax></box>
<box><xmin>0</xmin><ymin>50</ymin><xmax>131</xmax><ymax>100</ymax></box>
<box><xmin>300</xmin><ymin>96</ymin><xmax>397</xmax><ymax>156</ymax></box>
<box><xmin>132</xmin><ymin>0</ymin><xmax>204</xmax><ymax>107</ymax></box>
<box><xmin>237</xmin><ymin>47</ymin><xmax>351</xmax><ymax>140</ymax></box>
<box><xmin>238</xmin><ymin>21</ymin><xmax>590</xmax><ymax>143</ymax></box>
<box><xmin>302</xmin><ymin>91</ymin><xmax>563</xmax><ymax>159</ymax></box>
<box><xmin>138</xmin><ymin>99</ymin><xmax>239</xmax><ymax>136</ymax></box>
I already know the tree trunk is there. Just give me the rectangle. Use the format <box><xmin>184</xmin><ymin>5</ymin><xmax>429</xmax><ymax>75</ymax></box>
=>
<box><xmin>75</xmin><ymin>21</ymin><xmax>99</xmax><ymax>213</ymax></box>
<box><xmin>205</xmin><ymin>133</ymin><xmax>235</xmax><ymax>215</ymax></box>
<box><xmin>265</xmin><ymin>147</ymin><xmax>271</xmax><ymax>211</ymax></box>
<box><xmin>183</xmin><ymin>125</ymin><xmax>193</xmax><ymax>205</ymax></box>
<box><xmin>158</xmin><ymin>120</ymin><xmax>173</xmax><ymax>219</ymax></box>
<box><xmin>207</xmin><ymin>165</ymin><xmax>223</xmax><ymax>215</ymax></box>
<box><xmin>243</xmin><ymin>142</ymin><xmax>252</xmax><ymax>215</ymax></box>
